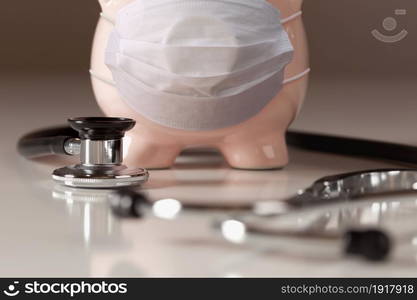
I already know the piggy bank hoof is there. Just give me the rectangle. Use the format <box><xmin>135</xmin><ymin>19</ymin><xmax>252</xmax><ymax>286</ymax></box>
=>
<box><xmin>124</xmin><ymin>134</ymin><xmax>289</xmax><ymax>170</ymax></box>
<box><xmin>220</xmin><ymin>135</ymin><xmax>289</xmax><ymax>170</ymax></box>
<box><xmin>124</xmin><ymin>140</ymin><xmax>182</xmax><ymax>169</ymax></box>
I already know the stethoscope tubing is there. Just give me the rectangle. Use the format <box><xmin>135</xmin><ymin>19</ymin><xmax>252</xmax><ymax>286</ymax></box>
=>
<box><xmin>287</xmin><ymin>130</ymin><xmax>417</xmax><ymax>166</ymax></box>
<box><xmin>17</xmin><ymin>126</ymin><xmax>78</xmax><ymax>159</ymax></box>
<box><xmin>19</xmin><ymin>126</ymin><xmax>417</xmax><ymax>166</ymax></box>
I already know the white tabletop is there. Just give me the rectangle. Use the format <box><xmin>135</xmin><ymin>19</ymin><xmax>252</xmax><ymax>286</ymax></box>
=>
<box><xmin>1</xmin><ymin>70</ymin><xmax>417</xmax><ymax>277</ymax></box>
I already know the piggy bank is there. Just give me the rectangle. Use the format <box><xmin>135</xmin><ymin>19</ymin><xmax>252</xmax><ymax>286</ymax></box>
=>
<box><xmin>91</xmin><ymin>0</ymin><xmax>309</xmax><ymax>169</ymax></box>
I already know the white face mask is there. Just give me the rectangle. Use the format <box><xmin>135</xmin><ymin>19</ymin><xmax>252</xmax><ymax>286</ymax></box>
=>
<box><xmin>105</xmin><ymin>0</ymin><xmax>295</xmax><ymax>131</ymax></box>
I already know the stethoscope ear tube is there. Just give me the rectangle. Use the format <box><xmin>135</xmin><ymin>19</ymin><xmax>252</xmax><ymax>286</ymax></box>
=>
<box><xmin>17</xmin><ymin>126</ymin><xmax>78</xmax><ymax>159</ymax></box>
<box><xmin>286</xmin><ymin>130</ymin><xmax>417</xmax><ymax>165</ymax></box>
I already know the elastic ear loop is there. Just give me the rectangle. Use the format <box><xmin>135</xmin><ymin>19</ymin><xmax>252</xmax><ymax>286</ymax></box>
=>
<box><xmin>92</xmin><ymin>10</ymin><xmax>310</xmax><ymax>86</ymax></box>
<box><xmin>283</xmin><ymin>68</ymin><xmax>310</xmax><ymax>84</ymax></box>
<box><xmin>281</xmin><ymin>11</ymin><xmax>311</xmax><ymax>84</ymax></box>
<box><xmin>90</xmin><ymin>70</ymin><xmax>116</xmax><ymax>86</ymax></box>
<box><xmin>100</xmin><ymin>12</ymin><xmax>115</xmax><ymax>25</ymax></box>
<box><xmin>90</xmin><ymin>12</ymin><xmax>117</xmax><ymax>86</ymax></box>
<box><xmin>281</xmin><ymin>11</ymin><xmax>303</xmax><ymax>24</ymax></box>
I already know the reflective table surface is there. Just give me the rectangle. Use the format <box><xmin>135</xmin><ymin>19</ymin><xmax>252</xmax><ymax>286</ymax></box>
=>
<box><xmin>1</xmin><ymin>70</ymin><xmax>417</xmax><ymax>277</ymax></box>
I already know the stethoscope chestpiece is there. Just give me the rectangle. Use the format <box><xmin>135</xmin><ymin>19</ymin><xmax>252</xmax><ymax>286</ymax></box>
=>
<box><xmin>52</xmin><ymin>117</ymin><xmax>148</xmax><ymax>189</ymax></box>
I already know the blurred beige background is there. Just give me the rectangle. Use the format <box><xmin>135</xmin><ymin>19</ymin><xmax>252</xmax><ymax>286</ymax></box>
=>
<box><xmin>0</xmin><ymin>0</ymin><xmax>416</xmax><ymax>145</ymax></box>
<box><xmin>1</xmin><ymin>0</ymin><xmax>416</xmax><ymax>77</ymax></box>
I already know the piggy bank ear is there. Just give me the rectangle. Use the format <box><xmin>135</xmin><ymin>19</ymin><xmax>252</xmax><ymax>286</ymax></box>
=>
<box><xmin>98</xmin><ymin>0</ymin><xmax>134</xmax><ymax>15</ymax></box>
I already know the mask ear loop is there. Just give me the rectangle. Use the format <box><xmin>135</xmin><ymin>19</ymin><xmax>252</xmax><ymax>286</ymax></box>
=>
<box><xmin>90</xmin><ymin>70</ymin><xmax>116</xmax><ymax>86</ymax></box>
<box><xmin>100</xmin><ymin>12</ymin><xmax>116</xmax><ymax>25</ymax></box>
<box><xmin>281</xmin><ymin>11</ymin><xmax>303</xmax><ymax>25</ymax></box>
<box><xmin>90</xmin><ymin>13</ymin><xmax>117</xmax><ymax>86</ymax></box>
<box><xmin>280</xmin><ymin>11</ymin><xmax>311</xmax><ymax>84</ymax></box>
<box><xmin>283</xmin><ymin>68</ymin><xmax>310</xmax><ymax>85</ymax></box>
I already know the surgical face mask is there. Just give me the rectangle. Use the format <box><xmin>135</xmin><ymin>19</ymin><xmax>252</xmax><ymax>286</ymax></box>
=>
<box><xmin>104</xmin><ymin>0</ymin><xmax>296</xmax><ymax>131</ymax></box>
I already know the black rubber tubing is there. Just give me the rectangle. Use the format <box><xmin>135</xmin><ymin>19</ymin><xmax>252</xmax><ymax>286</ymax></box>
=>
<box><xmin>17</xmin><ymin>126</ymin><xmax>78</xmax><ymax>159</ymax></box>
<box><xmin>17</xmin><ymin>125</ymin><xmax>417</xmax><ymax>164</ymax></box>
<box><xmin>286</xmin><ymin>131</ymin><xmax>417</xmax><ymax>165</ymax></box>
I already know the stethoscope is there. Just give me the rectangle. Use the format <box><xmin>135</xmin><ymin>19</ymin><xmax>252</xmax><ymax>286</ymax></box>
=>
<box><xmin>105</xmin><ymin>169</ymin><xmax>417</xmax><ymax>262</ymax></box>
<box><xmin>18</xmin><ymin>117</ymin><xmax>148</xmax><ymax>188</ymax></box>
<box><xmin>18</xmin><ymin>117</ymin><xmax>417</xmax><ymax>262</ymax></box>
<box><xmin>218</xmin><ymin>169</ymin><xmax>417</xmax><ymax>262</ymax></box>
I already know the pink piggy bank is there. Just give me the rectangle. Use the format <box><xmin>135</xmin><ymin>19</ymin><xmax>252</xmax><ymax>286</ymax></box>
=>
<box><xmin>91</xmin><ymin>0</ymin><xmax>309</xmax><ymax>169</ymax></box>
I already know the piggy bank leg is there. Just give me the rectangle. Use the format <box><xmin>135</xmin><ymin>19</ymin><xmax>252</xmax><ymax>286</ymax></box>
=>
<box><xmin>123</xmin><ymin>132</ymin><xmax>183</xmax><ymax>169</ymax></box>
<box><xmin>220</xmin><ymin>133</ymin><xmax>288</xmax><ymax>170</ymax></box>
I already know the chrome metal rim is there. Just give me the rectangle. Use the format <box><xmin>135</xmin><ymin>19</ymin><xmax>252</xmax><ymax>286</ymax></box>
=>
<box><xmin>52</xmin><ymin>165</ymin><xmax>149</xmax><ymax>188</ymax></box>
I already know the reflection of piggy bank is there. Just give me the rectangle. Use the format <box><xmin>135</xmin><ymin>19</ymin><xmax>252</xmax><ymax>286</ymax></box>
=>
<box><xmin>91</xmin><ymin>0</ymin><xmax>309</xmax><ymax>169</ymax></box>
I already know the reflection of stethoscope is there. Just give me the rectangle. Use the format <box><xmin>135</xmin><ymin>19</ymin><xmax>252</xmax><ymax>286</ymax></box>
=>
<box><xmin>105</xmin><ymin>170</ymin><xmax>417</xmax><ymax>262</ymax></box>
<box><xmin>219</xmin><ymin>169</ymin><xmax>417</xmax><ymax>262</ymax></box>
<box><xmin>18</xmin><ymin>117</ymin><xmax>417</xmax><ymax>262</ymax></box>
